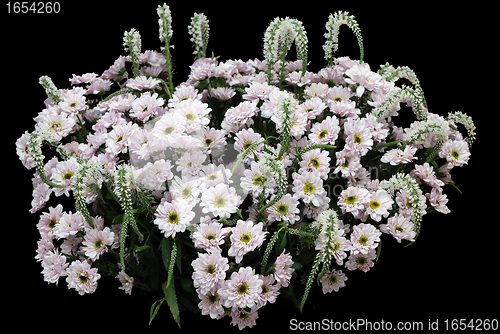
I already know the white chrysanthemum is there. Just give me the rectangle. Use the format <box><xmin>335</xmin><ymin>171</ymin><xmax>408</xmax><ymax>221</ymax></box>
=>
<box><xmin>200</xmin><ymin>183</ymin><xmax>241</xmax><ymax>219</ymax></box>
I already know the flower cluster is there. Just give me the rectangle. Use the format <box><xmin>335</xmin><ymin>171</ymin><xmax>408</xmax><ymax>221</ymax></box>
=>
<box><xmin>17</xmin><ymin>5</ymin><xmax>475</xmax><ymax>330</ymax></box>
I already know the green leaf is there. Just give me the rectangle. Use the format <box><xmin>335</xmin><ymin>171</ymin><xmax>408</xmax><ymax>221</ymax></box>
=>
<box><xmin>375</xmin><ymin>240</ymin><xmax>382</xmax><ymax>262</ymax></box>
<box><xmin>133</xmin><ymin>244</ymin><xmax>151</xmax><ymax>253</ymax></box>
<box><xmin>160</xmin><ymin>237</ymin><xmax>171</xmax><ymax>272</ymax></box>
<box><xmin>281</xmin><ymin>285</ymin><xmax>301</xmax><ymax>310</ymax></box>
<box><xmin>163</xmin><ymin>279</ymin><xmax>181</xmax><ymax>328</ymax></box>
<box><xmin>88</xmin><ymin>183</ymin><xmax>106</xmax><ymax>204</ymax></box>
<box><xmin>149</xmin><ymin>298</ymin><xmax>165</xmax><ymax>326</ymax></box>
<box><xmin>276</xmin><ymin>231</ymin><xmax>288</xmax><ymax>256</ymax></box>
<box><xmin>175</xmin><ymin>238</ymin><xmax>182</xmax><ymax>275</ymax></box>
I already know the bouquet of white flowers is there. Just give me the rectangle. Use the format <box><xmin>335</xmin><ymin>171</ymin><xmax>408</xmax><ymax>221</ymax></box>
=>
<box><xmin>16</xmin><ymin>4</ymin><xmax>476</xmax><ymax>329</ymax></box>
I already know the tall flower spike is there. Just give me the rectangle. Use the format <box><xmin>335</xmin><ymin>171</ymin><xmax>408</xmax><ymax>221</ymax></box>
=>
<box><xmin>323</xmin><ymin>11</ymin><xmax>364</xmax><ymax>66</ymax></box>
<box><xmin>27</xmin><ymin>127</ymin><xmax>65</xmax><ymax>188</ymax></box>
<box><xmin>157</xmin><ymin>3</ymin><xmax>174</xmax><ymax>96</ymax></box>
<box><xmin>123</xmin><ymin>28</ymin><xmax>142</xmax><ymax>77</ymax></box>
<box><xmin>371</xmin><ymin>85</ymin><xmax>427</xmax><ymax>122</ymax></box>
<box><xmin>257</xmin><ymin>157</ymin><xmax>287</xmax><ymax>215</ymax></box>
<box><xmin>39</xmin><ymin>75</ymin><xmax>60</xmax><ymax>104</ymax></box>
<box><xmin>381</xmin><ymin>173</ymin><xmax>425</xmax><ymax>236</ymax></box>
<box><xmin>188</xmin><ymin>13</ymin><xmax>209</xmax><ymax>59</ymax></box>
<box><xmin>300</xmin><ymin>209</ymin><xmax>339</xmax><ymax>312</ymax></box>
<box><xmin>446</xmin><ymin>111</ymin><xmax>476</xmax><ymax>148</ymax></box>
<box><xmin>73</xmin><ymin>162</ymin><xmax>95</xmax><ymax>228</ymax></box>
<box><xmin>276</xmin><ymin>92</ymin><xmax>297</xmax><ymax>159</ymax></box>
<box><xmin>114</xmin><ymin>165</ymin><xmax>144</xmax><ymax>267</ymax></box>
<box><xmin>157</xmin><ymin>3</ymin><xmax>173</xmax><ymax>47</ymax></box>
<box><xmin>382</xmin><ymin>65</ymin><xmax>428</xmax><ymax>108</ymax></box>
<box><xmin>263</xmin><ymin>17</ymin><xmax>308</xmax><ymax>82</ymax></box>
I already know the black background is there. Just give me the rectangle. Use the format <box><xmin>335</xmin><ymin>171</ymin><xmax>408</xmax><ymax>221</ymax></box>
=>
<box><xmin>3</xmin><ymin>1</ymin><xmax>495</xmax><ymax>331</ymax></box>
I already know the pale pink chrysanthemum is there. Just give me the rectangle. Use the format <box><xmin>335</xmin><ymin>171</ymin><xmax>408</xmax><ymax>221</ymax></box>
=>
<box><xmin>439</xmin><ymin>139</ymin><xmax>470</xmax><ymax>167</ymax></box>
<box><xmin>59</xmin><ymin>87</ymin><xmax>88</xmax><ymax>114</ymax></box>
<box><xmin>218</xmin><ymin>266</ymin><xmax>263</xmax><ymax>309</ymax></box>
<box><xmin>200</xmin><ymin>183</ymin><xmax>241</xmax><ymax>219</ymax></box>
<box><xmin>168</xmin><ymin>84</ymin><xmax>203</xmax><ymax>108</ymax></box>
<box><xmin>116</xmin><ymin>269</ymin><xmax>134</xmax><ymax>295</ymax></box>
<box><xmin>69</xmin><ymin>72</ymin><xmax>98</xmax><ymax>85</ymax></box>
<box><xmin>328</xmin><ymin>99</ymin><xmax>360</xmax><ymax>118</ymax></box>
<box><xmin>175</xmin><ymin>151</ymin><xmax>206</xmax><ymax>176</ymax></box>
<box><xmin>60</xmin><ymin>235</ymin><xmax>82</xmax><ymax>258</ymax></box>
<box><xmin>102</xmin><ymin>56</ymin><xmax>128</xmax><ymax>81</ymax></box>
<box><xmin>364</xmin><ymin>114</ymin><xmax>389</xmax><ymax>141</ymax></box>
<box><xmin>292</xmin><ymin>171</ymin><xmax>327</xmax><ymax>207</ymax></box>
<box><xmin>129</xmin><ymin>91</ymin><xmax>164</xmax><ymax>122</ymax></box>
<box><xmin>234</xmin><ymin>128</ymin><xmax>264</xmax><ymax>156</ymax></box>
<box><xmin>345</xmin><ymin>249</ymin><xmax>376</xmax><ymax>272</ymax></box>
<box><xmin>297</xmin><ymin>97</ymin><xmax>326</xmax><ymax>120</ymax></box>
<box><xmin>308</xmin><ymin>115</ymin><xmax>341</xmax><ymax>145</ymax></box>
<box><xmin>326</xmin><ymin>85</ymin><xmax>353</xmax><ymax>104</ymax></box>
<box><xmin>137</xmin><ymin>159</ymin><xmax>173</xmax><ymax>191</ymax></box>
<box><xmin>338</xmin><ymin>186</ymin><xmax>370</xmax><ymax>217</ymax></box>
<box><xmin>128</xmin><ymin>128</ymin><xmax>154</xmax><ymax>161</ymax></box>
<box><xmin>209</xmin><ymin>86</ymin><xmax>236</xmax><ymax>101</ymax></box>
<box><xmin>191</xmin><ymin>248</ymin><xmax>229</xmax><ymax>295</ymax></box>
<box><xmin>151</xmin><ymin>112</ymin><xmax>187</xmax><ymax>147</ymax></box>
<box><xmin>333</xmin><ymin>149</ymin><xmax>362</xmax><ymax>178</ymax></box>
<box><xmin>343</xmin><ymin>118</ymin><xmax>373</xmax><ymax>155</ymax></box>
<box><xmin>319</xmin><ymin>270</ymin><xmax>347</xmax><ymax>293</ymax></box>
<box><xmin>266</xmin><ymin>193</ymin><xmax>300</xmax><ymax>225</ymax></box>
<box><xmin>365</xmin><ymin>189</ymin><xmax>394</xmax><ymax>222</ymax></box>
<box><xmin>379</xmin><ymin>214</ymin><xmax>416</xmax><ymax>243</ymax></box>
<box><xmin>381</xmin><ymin>146</ymin><xmax>418</xmax><ymax>165</ymax></box>
<box><xmin>53</xmin><ymin>211</ymin><xmax>85</xmax><ymax>239</ymax></box>
<box><xmin>274</xmin><ymin>251</ymin><xmax>294</xmax><ymax>287</ymax></box>
<box><xmin>225</xmin><ymin>101</ymin><xmax>259</xmax><ymax>128</ymax></box>
<box><xmin>37</xmin><ymin>204</ymin><xmax>64</xmax><ymax>237</ymax></box>
<box><xmin>304</xmin><ymin>82</ymin><xmax>330</xmax><ymax>99</ymax></box>
<box><xmin>66</xmin><ymin>260</ymin><xmax>101</xmax><ymax>295</ymax></box>
<box><xmin>41</xmin><ymin>250</ymin><xmax>68</xmax><ymax>285</ymax></box>
<box><xmin>107</xmin><ymin>93</ymin><xmax>136</xmax><ymax>114</ymax></box>
<box><xmin>191</xmin><ymin>221</ymin><xmax>231</xmax><ymax>251</ymax></box>
<box><xmin>105</xmin><ymin>122</ymin><xmax>139</xmax><ymax>156</ymax></box>
<box><xmin>38</xmin><ymin>113</ymin><xmax>76</xmax><ymax>142</ymax></box>
<box><xmin>256</xmin><ymin>275</ymin><xmax>280</xmax><ymax>308</ymax></box>
<box><xmin>240</xmin><ymin>161</ymin><xmax>275</xmax><ymax>199</ymax></box>
<box><xmin>173</xmin><ymin>99</ymin><xmax>211</xmax><ymax>132</ymax></box>
<box><xmin>86</xmin><ymin>78</ymin><xmax>112</xmax><ymax>95</ymax></box>
<box><xmin>395</xmin><ymin>189</ymin><xmax>412</xmax><ymax>216</ymax></box>
<box><xmin>412</xmin><ymin>162</ymin><xmax>444</xmax><ymax>188</ymax></box>
<box><xmin>169</xmin><ymin>175</ymin><xmax>202</xmax><ymax>208</ymax></box>
<box><xmin>125</xmin><ymin>76</ymin><xmax>161</xmax><ymax>90</ymax></box>
<box><xmin>350</xmin><ymin>223</ymin><xmax>381</xmax><ymax>255</ymax></box>
<box><xmin>35</xmin><ymin>234</ymin><xmax>54</xmax><ymax>263</ymax></box>
<box><xmin>154</xmin><ymin>200</ymin><xmax>195</xmax><ymax>238</ymax></box>
<box><xmin>198</xmin><ymin>164</ymin><xmax>233</xmax><ymax>188</ymax></box>
<box><xmin>315</xmin><ymin>228</ymin><xmax>351</xmax><ymax>266</ymax></box>
<box><xmin>81</xmin><ymin>227</ymin><xmax>115</xmax><ymax>261</ymax></box>
<box><xmin>30</xmin><ymin>181</ymin><xmax>52</xmax><ymax>213</ymax></box>
<box><xmin>16</xmin><ymin>132</ymin><xmax>35</xmax><ymax>169</ymax></box>
<box><xmin>197</xmin><ymin>286</ymin><xmax>225</xmax><ymax>319</ymax></box>
<box><xmin>194</xmin><ymin>127</ymin><xmax>226</xmax><ymax>159</ymax></box>
<box><xmin>243</xmin><ymin>81</ymin><xmax>275</xmax><ymax>102</ymax></box>
<box><xmin>230</xmin><ymin>307</ymin><xmax>259</xmax><ymax>330</ymax></box>
<box><xmin>228</xmin><ymin>220</ymin><xmax>267</xmax><ymax>263</ymax></box>
<box><xmin>344</xmin><ymin>63</ymin><xmax>382</xmax><ymax>96</ymax></box>
<box><xmin>425</xmin><ymin>187</ymin><xmax>451</xmax><ymax>214</ymax></box>
<box><xmin>50</xmin><ymin>158</ymin><xmax>80</xmax><ymax>197</ymax></box>
<box><xmin>298</xmin><ymin>148</ymin><xmax>331</xmax><ymax>180</ymax></box>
